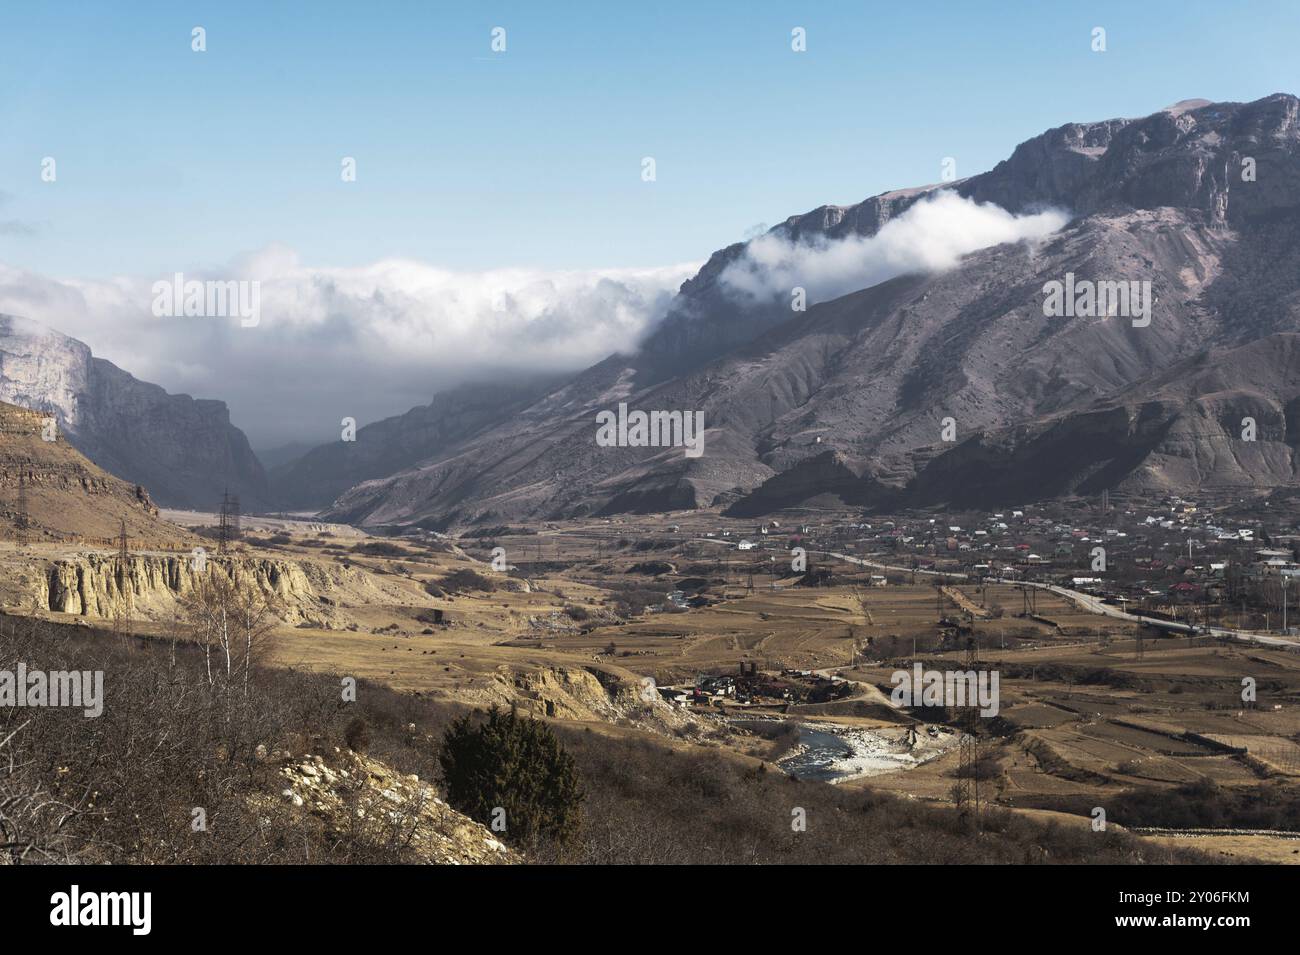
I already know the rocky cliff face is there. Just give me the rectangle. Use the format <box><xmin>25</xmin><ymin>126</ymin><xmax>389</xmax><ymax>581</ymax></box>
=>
<box><xmin>38</xmin><ymin>553</ymin><xmax>328</xmax><ymax>623</ymax></box>
<box><xmin>0</xmin><ymin>315</ymin><xmax>269</xmax><ymax>511</ymax></box>
<box><xmin>638</xmin><ymin>95</ymin><xmax>1300</xmax><ymax>375</ymax></box>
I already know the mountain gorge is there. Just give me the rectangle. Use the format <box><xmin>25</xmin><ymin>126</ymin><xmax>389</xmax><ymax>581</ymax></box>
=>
<box><xmin>269</xmin><ymin>377</ymin><xmax>561</xmax><ymax>511</ymax></box>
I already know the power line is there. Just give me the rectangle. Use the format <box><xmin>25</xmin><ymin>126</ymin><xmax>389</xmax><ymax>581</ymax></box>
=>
<box><xmin>15</xmin><ymin>471</ymin><xmax>30</xmax><ymax>546</ymax></box>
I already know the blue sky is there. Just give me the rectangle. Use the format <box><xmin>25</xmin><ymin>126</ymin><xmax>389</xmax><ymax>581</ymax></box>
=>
<box><xmin>3</xmin><ymin>0</ymin><xmax>1299</xmax><ymax>279</ymax></box>
<box><xmin>1</xmin><ymin>1</ymin><xmax>1298</xmax><ymax>449</ymax></box>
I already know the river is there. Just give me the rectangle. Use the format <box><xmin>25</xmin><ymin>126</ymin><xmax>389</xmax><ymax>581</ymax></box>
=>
<box><xmin>738</xmin><ymin>719</ymin><xmax>959</xmax><ymax>784</ymax></box>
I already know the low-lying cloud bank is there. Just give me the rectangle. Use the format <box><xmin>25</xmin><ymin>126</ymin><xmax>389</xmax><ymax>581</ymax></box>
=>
<box><xmin>0</xmin><ymin>193</ymin><xmax>1066</xmax><ymax>449</ymax></box>
<box><xmin>0</xmin><ymin>250</ymin><xmax>699</xmax><ymax>447</ymax></box>
<box><xmin>720</xmin><ymin>191</ymin><xmax>1069</xmax><ymax>305</ymax></box>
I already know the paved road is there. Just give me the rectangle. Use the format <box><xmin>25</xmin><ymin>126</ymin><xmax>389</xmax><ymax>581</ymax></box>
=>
<box><xmin>823</xmin><ymin>550</ymin><xmax>968</xmax><ymax>580</ymax></box>
<box><xmin>997</xmin><ymin>578</ymin><xmax>1300</xmax><ymax>649</ymax></box>
<box><xmin>692</xmin><ymin>537</ymin><xmax>1299</xmax><ymax>649</ymax></box>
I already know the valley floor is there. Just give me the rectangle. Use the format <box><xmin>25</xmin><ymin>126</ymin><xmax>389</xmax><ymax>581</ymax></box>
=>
<box><xmin>4</xmin><ymin>503</ymin><xmax>1299</xmax><ymax>863</ymax></box>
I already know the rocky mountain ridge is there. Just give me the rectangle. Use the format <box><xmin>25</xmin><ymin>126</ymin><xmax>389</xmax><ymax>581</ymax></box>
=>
<box><xmin>0</xmin><ymin>399</ymin><xmax>178</xmax><ymax>545</ymax></box>
<box><xmin>315</xmin><ymin>94</ymin><xmax>1300</xmax><ymax>525</ymax></box>
<box><xmin>0</xmin><ymin>314</ymin><xmax>270</xmax><ymax>511</ymax></box>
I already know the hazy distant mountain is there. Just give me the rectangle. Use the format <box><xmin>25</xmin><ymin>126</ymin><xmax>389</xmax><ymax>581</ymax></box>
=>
<box><xmin>269</xmin><ymin>378</ymin><xmax>561</xmax><ymax>511</ymax></box>
<box><xmin>321</xmin><ymin>94</ymin><xmax>1300</xmax><ymax>526</ymax></box>
<box><xmin>254</xmin><ymin>441</ymin><xmax>317</xmax><ymax>473</ymax></box>
<box><xmin>0</xmin><ymin>315</ymin><xmax>270</xmax><ymax>511</ymax></box>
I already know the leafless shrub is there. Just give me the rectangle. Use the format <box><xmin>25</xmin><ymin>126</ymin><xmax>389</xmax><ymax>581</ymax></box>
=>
<box><xmin>0</xmin><ymin>611</ymin><xmax>1224</xmax><ymax>867</ymax></box>
<box><xmin>344</xmin><ymin>717</ymin><xmax>370</xmax><ymax>753</ymax></box>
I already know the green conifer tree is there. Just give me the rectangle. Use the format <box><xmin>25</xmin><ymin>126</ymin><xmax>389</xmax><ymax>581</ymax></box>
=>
<box><xmin>438</xmin><ymin>705</ymin><xmax>583</xmax><ymax>848</ymax></box>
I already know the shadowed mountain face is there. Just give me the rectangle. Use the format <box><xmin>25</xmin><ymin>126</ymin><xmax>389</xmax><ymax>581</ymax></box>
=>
<box><xmin>305</xmin><ymin>94</ymin><xmax>1300</xmax><ymax>527</ymax></box>
<box><xmin>0</xmin><ymin>315</ymin><xmax>270</xmax><ymax>511</ymax></box>
<box><xmin>898</xmin><ymin>333</ymin><xmax>1300</xmax><ymax>507</ymax></box>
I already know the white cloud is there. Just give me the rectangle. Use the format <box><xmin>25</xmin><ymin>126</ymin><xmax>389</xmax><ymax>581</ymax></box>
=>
<box><xmin>720</xmin><ymin>191</ymin><xmax>1069</xmax><ymax>305</ymax></box>
<box><xmin>0</xmin><ymin>194</ymin><xmax>1063</xmax><ymax>449</ymax></box>
<box><xmin>0</xmin><ymin>250</ymin><xmax>698</xmax><ymax>447</ymax></box>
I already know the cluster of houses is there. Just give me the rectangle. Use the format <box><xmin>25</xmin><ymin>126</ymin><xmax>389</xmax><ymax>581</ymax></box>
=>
<box><xmin>655</xmin><ymin>665</ymin><xmax>852</xmax><ymax>710</ymax></box>
<box><xmin>673</xmin><ymin>495</ymin><xmax>1300</xmax><ymax>624</ymax></box>
<box><xmin>637</xmin><ymin>495</ymin><xmax>1300</xmax><ymax>633</ymax></box>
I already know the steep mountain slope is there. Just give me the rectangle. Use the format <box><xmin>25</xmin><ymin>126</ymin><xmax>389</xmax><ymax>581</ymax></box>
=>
<box><xmin>894</xmin><ymin>333</ymin><xmax>1300</xmax><ymax>507</ymax></box>
<box><xmin>324</xmin><ymin>94</ymin><xmax>1300</xmax><ymax>527</ymax></box>
<box><xmin>0</xmin><ymin>315</ymin><xmax>270</xmax><ymax>511</ymax></box>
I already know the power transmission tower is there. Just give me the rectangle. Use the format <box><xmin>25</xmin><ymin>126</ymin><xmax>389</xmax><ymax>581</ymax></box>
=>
<box><xmin>1019</xmin><ymin>584</ymin><xmax>1037</xmax><ymax>616</ymax></box>
<box><xmin>15</xmin><ymin>472</ymin><xmax>30</xmax><ymax>546</ymax></box>
<box><xmin>113</xmin><ymin>517</ymin><xmax>133</xmax><ymax>640</ymax></box>
<box><xmin>217</xmin><ymin>490</ymin><xmax>241</xmax><ymax>554</ymax></box>
<box><xmin>217</xmin><ymin>491</ymin><xmax>230</xmax><ymax>553</ymax></box>
<box><xmin>954</xmin><ymin>637</ymin><xmax>981</xmax><ymax>825</ymax></box>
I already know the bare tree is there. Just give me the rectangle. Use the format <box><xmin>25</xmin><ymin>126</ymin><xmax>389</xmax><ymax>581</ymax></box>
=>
<box><xmin>234</xmin><ymin>581</ymin><xmax>280</xmax><ymax>697</ymax></box>
<box><xmin>186</xmin><ymin>571</ymin><xmax>234</xmax><ymax>686</ymax></box>
<box><xmin>184</xmin><ymin>570</ymin><xmax>280</xmax><ymax>693</ymax></box>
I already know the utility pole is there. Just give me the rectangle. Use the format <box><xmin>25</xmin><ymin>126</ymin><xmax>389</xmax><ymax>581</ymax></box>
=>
<box><xmin>1283</xmin><ymin>576</ymin><xmax>1289</xmax><ymax>636</ymax></box>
